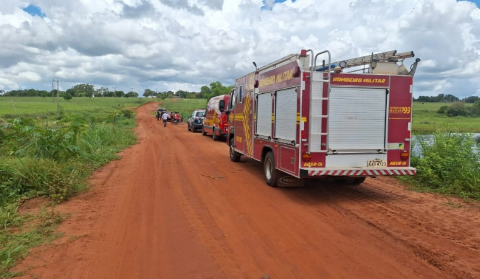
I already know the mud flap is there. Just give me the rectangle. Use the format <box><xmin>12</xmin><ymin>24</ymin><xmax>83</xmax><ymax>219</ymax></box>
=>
<box><xmin>277</xmin><ymin>171</ymin><xmax>305</xmax><ymax>187</ymax></box>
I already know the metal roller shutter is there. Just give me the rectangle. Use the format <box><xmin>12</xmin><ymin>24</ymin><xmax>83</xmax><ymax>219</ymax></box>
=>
<box><xmin>329</xmin><ymin>87</ymin><xmax>387</xmax><ymax>150</ymax></box>
<box><xmin>256</xmin><ymin>93</ymin><xmax>272</xmax><ymax>137</ymax></box>
<box><xmin>275</xmin><ymin>88</ymin><xmax>297</xmax><ymax>142</ymax></box>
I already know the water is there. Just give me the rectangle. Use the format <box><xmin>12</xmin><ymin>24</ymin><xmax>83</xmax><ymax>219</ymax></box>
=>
<box><xmin>411</xmin><ymin>133</ymin><xmax>480</xmax><ymax>157</ymax></box>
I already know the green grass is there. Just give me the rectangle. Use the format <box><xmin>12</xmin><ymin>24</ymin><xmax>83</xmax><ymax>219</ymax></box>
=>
<box><xmin>0</xmin><ymin>98</ymin><xmax>146</xmax><ymax>277</ymax></box>
<box><xmin>160</xmin><ymin>98</ymin><xmax>207</xmax><ymax>120</ymax></box>
<box><xmin>0</xmin><ymin>97</ymin><xmax>148</xmax><ymax>116</ymax></box>
<box><xmin>400</xmin><ymin>131</ymin><xmax>480</xmax><ymax>201</ymax></box>
<box><xmin>0</xmin><ymin>206</ymin><xmax>64</xmax><ymax>278</ymax></box>
<box><xmin>412</xmin><ymin>102</ymin><xmax>480</xmax><ymax>133</ymax></box>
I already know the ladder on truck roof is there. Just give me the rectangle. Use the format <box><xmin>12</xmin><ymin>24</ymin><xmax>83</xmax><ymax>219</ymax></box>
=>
<box><xmin>332</xmin><ymin>50</ymin><xmax>414</xmax><ymax>69</ymax></box>
<box><xmin>314</xmin><ymin>50</ymin><xmax>415</xmax><ymax>71</ymax></box>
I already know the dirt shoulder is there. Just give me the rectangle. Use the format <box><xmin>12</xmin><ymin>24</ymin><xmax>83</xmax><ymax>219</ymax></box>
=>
<box><xmin>14</xmin><ymin>102</ymin><xmax>480</xmax><ymax>279</ymax></box>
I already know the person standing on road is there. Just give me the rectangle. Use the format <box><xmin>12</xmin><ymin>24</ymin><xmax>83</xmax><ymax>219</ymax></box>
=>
<box><xmin>162</xmin><ymin>111</ymin><xmax>169</xmax><ymax>127</ymax></box>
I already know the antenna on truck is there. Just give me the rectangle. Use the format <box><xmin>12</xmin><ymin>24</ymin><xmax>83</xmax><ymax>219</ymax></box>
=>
<box><xmin>253</xmin><ymin>62</ymin><xmax>259</xmax><ymax>74</ymax></box>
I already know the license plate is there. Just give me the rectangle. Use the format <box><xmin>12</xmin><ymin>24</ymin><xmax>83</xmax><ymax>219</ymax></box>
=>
<box><xmin>368</xmin><ymin>159</ymin><xmax>387</xmax><ymax>167</ymax></box>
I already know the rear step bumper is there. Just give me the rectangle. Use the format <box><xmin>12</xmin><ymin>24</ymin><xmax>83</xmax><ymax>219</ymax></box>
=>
<box><xmin>303</xmin><ymin>167</ymin><xmax>416</xmax><ymax>177</ymax></box>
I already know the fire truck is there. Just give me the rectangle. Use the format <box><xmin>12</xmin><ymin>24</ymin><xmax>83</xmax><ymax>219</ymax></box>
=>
<box><xmin>225</xmin><ymin>49</ymin><xmax>420</xmax><ymax>187</ymax></box>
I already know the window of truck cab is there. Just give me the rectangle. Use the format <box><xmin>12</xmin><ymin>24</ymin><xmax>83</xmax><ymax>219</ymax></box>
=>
<box><xmin>230</xmin><ymin>89</ymin><xmax>236</xmax><ymax>110</ymax></box>
<box><xmin>236</xmin><ymin>86</ymin><xmax>243</xmax><ymax>104</ymax></box>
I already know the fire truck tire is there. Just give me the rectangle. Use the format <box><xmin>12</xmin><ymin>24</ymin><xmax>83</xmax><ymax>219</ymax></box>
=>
<box><xmin>229</xmin><ymin>138</ymin><xmax>241</xmax><ymax>162</ymax></box>
<box><xmin>264</xmin><ymin>152</ymin><xmax>279</xmax><ymax>187</ymax></box>
<box><xmin>202</xmin><ymin>129</ymin><xmax>207</xmax><ymax>136</ymax></box>
<box><xmin>353</xmin><ymin>177</ymin><xmax>366</xmax><ymax>185</ymax></box>
<box><xmin>212</xmin><ymin>128</ymin><xmax>218</xmax><ymax>141</ymax></box>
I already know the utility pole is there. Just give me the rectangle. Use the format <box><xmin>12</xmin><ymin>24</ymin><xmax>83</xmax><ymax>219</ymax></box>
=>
<box><xmin>52</xmin><ymin>79</ymin><xmax>55</xmax><ymax>103</ymax></box>
<box><xmin>52</xmin><ymin>79</ymin><xmax>61</xmax><ymax>114</ymax></box>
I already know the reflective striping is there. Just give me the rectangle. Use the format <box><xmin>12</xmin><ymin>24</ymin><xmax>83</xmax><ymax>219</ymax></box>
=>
<box><xmin>306</xmin><ymin>168</ymin><xmax>416</xmax><ymax>176</ymax></box>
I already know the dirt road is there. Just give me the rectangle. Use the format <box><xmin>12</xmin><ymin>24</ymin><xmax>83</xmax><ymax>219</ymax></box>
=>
<box><xmin>15</xmin><ymin>102</ymin><xmax>480</xmax><ymax>279</ymax></box>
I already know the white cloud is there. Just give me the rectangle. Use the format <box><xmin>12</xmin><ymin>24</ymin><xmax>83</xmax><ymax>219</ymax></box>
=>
<box><xmin>0</xmin><ymin>0</ymin><xmax>479</xmax><ymax>97</ymax></box>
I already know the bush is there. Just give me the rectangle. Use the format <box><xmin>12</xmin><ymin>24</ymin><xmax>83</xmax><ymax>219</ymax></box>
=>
<box><xmin>120</xmin><ymin>109</ymin><xmax>134</xmax><ymax>119</ymax></box>
<box><xmin>437</xmin><ymin>105</ymin><xmax>449</xmax><ymax>114</ymax></box>
<box><xmin>405</xmin><ymin>131</ymin><xmax>480</xmax><ymax>200</ymax></box>
<box><xmin>446</xmin><ymin>102</ymin><xmax>468</xmax><ymax>117</ymax></box>
<box><xmin>0</xmin><ymin>157</ymin><xmax>83</xmax><ymax>205</ymax></box>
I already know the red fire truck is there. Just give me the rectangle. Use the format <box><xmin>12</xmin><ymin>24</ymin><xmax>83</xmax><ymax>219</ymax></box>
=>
<box><xmin>226</xmin><ymin>49</ymin><xmax>420</xmax><ymax>187</ymax></box>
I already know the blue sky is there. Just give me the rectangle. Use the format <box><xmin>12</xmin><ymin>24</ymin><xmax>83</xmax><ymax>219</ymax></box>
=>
<box><xmin>22</xmin><ymin>4</ymin><xmax>46</xmax><ymax>17</ymax></box>
<box><xmin>460</xmin><ymin>0</ymin><xmax>480</xmax><ymax>6</ymax></box>
<box><xmin>262</xmin><ymin>0</ymin><xmax>297</xmax><ymax>10</ymax></box>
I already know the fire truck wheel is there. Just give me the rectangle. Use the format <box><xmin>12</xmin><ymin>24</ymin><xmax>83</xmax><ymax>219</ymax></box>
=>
<box><xmin>202</xmin><ymin>129</ymin><xmax>207</xmax><ymax>136</ymax></box>
<box><xmin>264</xmin><ymin>152</ymin><xmax>279</xmax><ymax>187</ymax></box>
<box><xmin>229</xmin><ymin>138</ymin><xmax>241</xmax><ymax>162</ymax></box>
<box><xmin>352</xmin><ymin>177</ymin><xmax>366</xmax><ymax>185</ymax></box>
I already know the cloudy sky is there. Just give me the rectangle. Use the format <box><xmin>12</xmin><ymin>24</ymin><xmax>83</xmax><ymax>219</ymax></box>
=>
<box><xmin>0</xmin><ymin>0</ymin><xmax>479</xmax><ymax>97</ymax></box>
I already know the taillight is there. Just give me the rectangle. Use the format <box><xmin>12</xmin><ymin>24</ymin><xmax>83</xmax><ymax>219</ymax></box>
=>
<box><xmin>302</xmin><ymin>153</ymin><xmax>311</xmax><ymax>162</ymax></box>
<box><xmin>400</xmin><ymin>150</ymin><xmax>409</xmax><ymax>161</ymax></box>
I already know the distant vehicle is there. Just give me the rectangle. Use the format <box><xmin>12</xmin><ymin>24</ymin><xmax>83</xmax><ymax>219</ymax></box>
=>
<box><xmin>188</xmin><ymin>109</ymin><xmax>206</xmax><ymax>132</ymax></box>
<box><xmin>203</xmin><ymin>95</ymin><xmax>230</xmax><ymax>141</ymax></box>
<box><xmin>157</xmin><ymin>108</ymin><xmax>166</xmax><ymax>116</ymax></box>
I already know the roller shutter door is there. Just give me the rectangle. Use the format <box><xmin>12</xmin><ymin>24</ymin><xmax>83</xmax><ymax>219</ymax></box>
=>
<box><xmin>256</xmin><ymin>93</ymin><xmax>272</xmax><ymax>137</ymax></box>
<box><xmin>275</xmin><ymin>88</ymin><xmax>297</xmax><ymax>142</ymax></box>
<box><xmin>329</xmin><ymin>87</ymin><xmax>387</xmax><ymax>150</ymax></box>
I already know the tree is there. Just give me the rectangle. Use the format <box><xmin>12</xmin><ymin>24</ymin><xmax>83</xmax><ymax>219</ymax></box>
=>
<box><xmin>144</xmin><ymin>89</ymin><xmax>155</xmax><ymax>97</ymax></box>
<box><xmin>125</xmin><ymin>91</ymin><xmax>138</xmax><ymax>98</ymax></box>
<box><xmin>463</xmin><ymin>96</ymin><xmax>479</xmax><ymax>103</ymax></box>
<box><xmin>63</xmin><ymin>93</ymin><xmax>73</xmax><ymax>101</ymax></box>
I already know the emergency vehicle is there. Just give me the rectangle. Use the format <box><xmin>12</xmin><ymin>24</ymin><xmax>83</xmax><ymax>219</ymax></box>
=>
<box><xmin>202</xmin><ymin>94</ymin><xmax>230</xmax><ymax>141</ymax></box>
<box><xmin>226</xmin><ymin>49</ymin><xmax>420</xmax><ymax>187</ymax></box>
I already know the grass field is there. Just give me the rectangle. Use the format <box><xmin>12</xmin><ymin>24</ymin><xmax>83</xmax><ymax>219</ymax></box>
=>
<box><xmin>412</xmin><ymin>102</ymin><xmax>480</xmax><ymax>133</ymax></box>
<box><xmin>1</xmin><ymin>98</ymin><xmax>478</xmax><ymax>133</ymax></box>
<box><xmin>0</xmin><ymin>97</ymin><xmax>148</xmax><ymax>116</ymax></box>
<box><xmin>160</xmin><ymin>98</ymin><xmax>207</xmax><ymax>119</ymax></box>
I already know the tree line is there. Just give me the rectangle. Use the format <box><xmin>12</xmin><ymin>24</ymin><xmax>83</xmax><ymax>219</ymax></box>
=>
<box><xmin>0</xmin><ymin>81</ymin><xmax>233</xmax><ymax>100</ymax></box>
<box><xmin>415</xmin><ymin>94</ymin><xmax>479</xmax><ymax>103</ymax></box>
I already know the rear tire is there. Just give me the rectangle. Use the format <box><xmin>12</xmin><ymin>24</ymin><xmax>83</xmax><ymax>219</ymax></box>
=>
<box><xmin>202</xmin><ymin>129</ymin><xmax>207</xmax><ymax>136</ymax></box>
<box><xmin>187</xmin><ymin>124</ymin><xmax>191</xmax><ymax>131</ymax></box>
<box><xmin>212</xmin><ymin>128</ymin><xmax>218</xmax><ymax>141</ymax></box>
<box><xmin>229</xmin><ymin>138</ymin><xmax>241</xmax><ymax>162</ymax></box>
<box><xmin>264</xmin><ymin>152</ymin><xmax>279</xmax><ymax>187</ymax></box>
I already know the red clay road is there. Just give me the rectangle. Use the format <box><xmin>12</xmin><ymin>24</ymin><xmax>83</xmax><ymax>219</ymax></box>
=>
<box><xmin>15</xmin><ymin>102</ymin><xmax>480</xmax><ymax>279</ymax></box>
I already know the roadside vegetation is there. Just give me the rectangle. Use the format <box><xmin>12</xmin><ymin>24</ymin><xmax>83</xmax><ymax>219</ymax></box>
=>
<box><xmin>0</xmin><ymin>101</ymin><xmax>145</xmax><ymax>277</ymax></box>
<box><xmin>400</xmin><ymin>131</ymin><xmax>480</xmax><ymax>201</ymax></box>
